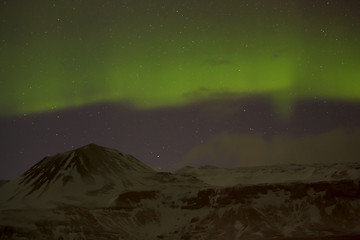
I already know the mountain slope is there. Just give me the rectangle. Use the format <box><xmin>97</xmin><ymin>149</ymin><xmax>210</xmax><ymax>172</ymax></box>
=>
<box><xmin>0</xmin><ymin>143</ymin><xmax>156</xmax><ymax>208</ymax></box>
<box><xmin>0</xmin><ymin>181</ymin><xmax>8</xmax><ymax>187</ymax></box>
<box><xmin>175</xmin><ymin>162</ymin><xmax>360</xmax><ymax>186</ymax></box>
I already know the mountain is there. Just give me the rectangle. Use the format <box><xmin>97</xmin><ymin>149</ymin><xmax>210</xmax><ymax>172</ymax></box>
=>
<box><xmin>175</xmin><ymin>162</ymin><xmax>360</xmax><ymax>186</ymax></box>
<box><xmin>0</xmin><ymin>143</ymin><xmax>156</xmax><ymax>208</ymax></box>
<box><xmin>0</xmin><ymin>144</ymin><xmax>360</xmax><ymax>239</ymax></box>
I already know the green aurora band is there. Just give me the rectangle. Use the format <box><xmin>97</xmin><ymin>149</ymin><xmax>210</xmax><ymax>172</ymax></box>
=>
<box><xmin>1</xmin><ymin>0</ymin><xmax>359</xmax><ymax>116</ymax></box>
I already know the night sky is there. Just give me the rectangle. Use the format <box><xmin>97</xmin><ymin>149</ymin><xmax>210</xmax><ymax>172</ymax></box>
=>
<box><xmin>1</xmin><ymin>0</ymin><xmax>360</xmax><ymax>180</ymax></box>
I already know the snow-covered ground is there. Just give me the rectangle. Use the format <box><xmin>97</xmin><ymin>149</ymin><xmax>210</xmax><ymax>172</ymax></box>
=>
<box><xmin>0</xmin><ymin>144</ymin><xmax>359</xmax><ymax>239</ymax></box>
<box><xmin>175</xmin><ymin>162</ymin><xmax>360</xmax><ymax>186</ymax></box>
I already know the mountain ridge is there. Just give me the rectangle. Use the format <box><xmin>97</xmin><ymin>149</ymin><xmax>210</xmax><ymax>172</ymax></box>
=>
<box><xmin>0</xmin><ymin>144</ymin><xmax>360</xmax><ymax>239</ymax></box>
<box><xmin>0</xmin><ymin>143</ymin><xmax>157</xmax><ymax>207</ymax></box>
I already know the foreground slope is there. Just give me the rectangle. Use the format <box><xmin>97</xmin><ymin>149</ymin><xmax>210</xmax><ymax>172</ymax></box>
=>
<box><xmin>0</xmin><ymin>144</ymin><xmax>360</xmax><ymax>239</ymax></box>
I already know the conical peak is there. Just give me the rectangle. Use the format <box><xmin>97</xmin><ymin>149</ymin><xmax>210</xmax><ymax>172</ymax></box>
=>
<box><xmin>74</xmin><ymin>143</ymin><xmax>109</xmax><ymax>159</ymax></box>
<box><xmin>72</xmin><ymin>144</ymin><xmax>152</xmax><ymax>171</ymax></box>
<box><xmin>15</xmin><ymin>144</ymin><xmax>154</xmax><ymax>198</ymax></box>
<box><xmin>76</xmin><ymin>143</ymin><xmax>104</xmax><ymax>151</ymax></box>
<box><xmin>68</xmin><ymin>144</ymin><xmax>154</xmax><ymax>174</ymax></box>
<box><xmin>21</xmin><ymin>143</ymin><xmax>152</xmax><ymax>182</ymax></box>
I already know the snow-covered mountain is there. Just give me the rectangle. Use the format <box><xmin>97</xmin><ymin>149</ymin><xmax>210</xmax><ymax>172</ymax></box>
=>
<box><xmin>0</xmin><ymin>144</ymin><xmax>360</xmax><ymax>239</ymax></box>
<box><xmin>175</xmin><ymin>162</ymin><xmax>360</xmax><ymax>186</ymax></box>
<box><xmin>0</xmin><ymin>143</ymin><xmax>157</xmax><ymax>208</ymax></box>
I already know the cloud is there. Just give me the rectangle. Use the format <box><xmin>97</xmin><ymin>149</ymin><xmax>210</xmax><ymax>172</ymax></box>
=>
<box><xmin>179</xmin><ymin>128</ymin><xmax>360</xmax><ymax>168</ymax></box>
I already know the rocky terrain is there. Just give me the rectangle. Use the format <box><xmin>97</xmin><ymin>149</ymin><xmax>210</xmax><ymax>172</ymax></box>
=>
<box><xmin>0</xmin><ymin>144</ymin><xmax>359</xmax><ymax>239</ymax></box>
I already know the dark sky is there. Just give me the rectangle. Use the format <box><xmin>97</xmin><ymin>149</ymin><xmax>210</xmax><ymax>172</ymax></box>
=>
<box><xmin>1</xmin><ymin>0</ymin><xmax>360</xmax><ymax>179</ymax></box>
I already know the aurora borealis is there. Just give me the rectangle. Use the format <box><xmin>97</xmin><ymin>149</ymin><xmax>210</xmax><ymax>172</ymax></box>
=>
<box><xmin>1</xmin><ymin>0</ymin><xmax>360</xmax><ymax>115</ymax></box>
<box><xmin>1</xmin><ymin>0</ymin><xmax>360</xmax><ymax>179</ymax></box>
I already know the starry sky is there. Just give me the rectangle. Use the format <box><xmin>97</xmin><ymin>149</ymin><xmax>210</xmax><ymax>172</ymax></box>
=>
<box><xmin>1</xmin><ymin>0</ymin><xmax>360</xmax><ymax>179</ymax></box>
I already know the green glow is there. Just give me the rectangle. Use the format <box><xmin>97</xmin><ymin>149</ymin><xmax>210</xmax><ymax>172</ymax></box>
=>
<box><xmin>1</xmin><ymin>1</ymin><xmax>359</xmax><ymax>115</ymax></box>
